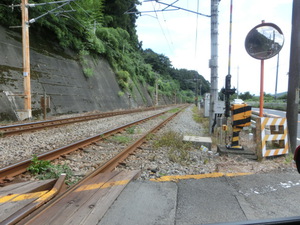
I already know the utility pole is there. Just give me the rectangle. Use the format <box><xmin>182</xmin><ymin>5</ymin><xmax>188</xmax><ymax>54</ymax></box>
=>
<box><xmin>195</xmin><ymin>76</ymin><xmax>198</xmax><ymax>106</ymax></box>
<box><xmin>22</xmin><ymin>0</ymin><xmax>32</xmax><ymax>119</ymax></box>
<box><xmin>209</xmin><ymin>0</ymin><xmax>220</xmax><ymax>133</ymax></box>
<box><xmin>12</xmin><ymin>0</ymin><xmax>75</xmax><ymax>120</ymax></box>
<box><xmin>287</xmin><ymin>0</ymin><xmax>300</xmax><ymax>153</ymax></box>
<box><xmin>155</xmin><ymin>76</ymin><xmax>158</xmax><ymax>106</ymax></box>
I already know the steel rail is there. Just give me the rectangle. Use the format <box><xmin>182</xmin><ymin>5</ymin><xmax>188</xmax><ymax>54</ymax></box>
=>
<box><xmin>0</xmin><ymin>108</ymin><xmax>173</xmax><ymax>181</ymax></box>
<box><xmin>0</xmin><ymin>174</ymin><xmax>66</xmax><ymax>225</ymax></box>
<box><xmin>0</xmin><ymin>106</ymin><xmax>164</xmax><ymax>136</ymax></box>
<box><xmin>20</xmin><ymin>106</ymin><xmax>186</xmax><ymax>224</ymax></box>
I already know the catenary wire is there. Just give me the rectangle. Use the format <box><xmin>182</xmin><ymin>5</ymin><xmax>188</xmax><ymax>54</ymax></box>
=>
<box><xmin>151</xmin><ymin>1</ymin><xmax>174</xmax><ymax>53</ymax></box>
<box><xmin>194</xmin><ymin>0</ymin><xmax>200</xmax><ymax>57</ymax></box>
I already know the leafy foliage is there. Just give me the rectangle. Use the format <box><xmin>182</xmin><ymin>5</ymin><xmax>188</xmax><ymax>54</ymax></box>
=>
<box><xmin>0</xmin><ymin>0</ymin><xmax>210</xmax><ymax>102</ymax></box>
<box><xmin>239</xmin><ymin>91</ymin><xmax>254</xmax><ymax>100</ymax></box>
<box><xmin>27</xmin><ymin>155</ymin><xmax>51</xmax><ymax>175</ymax></box>
<box><xmin>27</xmin><ymin>155</ymin><xmax>73</xmax><ymax>182</ymax></box>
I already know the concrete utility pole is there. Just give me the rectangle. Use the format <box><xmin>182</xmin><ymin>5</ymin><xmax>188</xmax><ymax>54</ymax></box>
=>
<box><xmin>16</xmin><ymin>0</ymin><xmax>75</xmax><ymax>120</ymax></box>
<box><xmin>209</xmin><ymin>0</ymin><xmax>220</xmax><ymax>133</ymax></box>
<box><xmin>287</xmin><ymin>0</ymin><xmax>300</xmax><ymax>153</ymax></box>
<box><xmin>155</xmin><ymin>81</ymin><xmax>158</xmax><ymax>106</ymax></box>
<box><xmin>21</xmin><ymin>0</ymin><xmax>32</xmax><ymax>119</ymax></box>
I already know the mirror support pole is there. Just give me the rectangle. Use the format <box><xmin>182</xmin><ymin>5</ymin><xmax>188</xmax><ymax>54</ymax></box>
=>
<box><xmin>259</xmin><ymin>20</ymin><xmax>265</xmax><ymax>118</ymax></box>
<box><xmin>259</xmin><ymin>59</ymin><xmax>264</xmax><ymax>117</ymax></box>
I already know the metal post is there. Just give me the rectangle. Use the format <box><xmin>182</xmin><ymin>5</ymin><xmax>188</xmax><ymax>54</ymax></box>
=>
<box><xmin>155</xmin><ymin>78</ymin><xmax>158</xmax><ymax>106</ymax></box>
<box><xmin>259</xmin><ymin>59</ymin><xmax>264</xmax><ymax>117</ymax></box>
<box><xmin>287</xmin><ymin>0</ymin><xmax>300</xmax><ymax>153</ymax></box>
<box><xmin>128</xmin><ymin>94</ymin><xmax>132</xmax><ymax>109</ymax></box>
<box><xmin>43</xmin><ymin>92</ymin><xmax>47</xmax><ymax>120</ymax></box>
<box><xmin>195</xmin><ymin>78</ymin><xmax>198</xmax><ymax>106</ymax></box>
<box><xmin>174</xmin><ymin>92</ymin><xmax>177</xmax><ymax>104</ymax></box>
<box><xmin>209</xmin><ymin>0</ymin><xmax>219</xmax><ymax>133</ymax></box>
<box><xmin>237</xmin><ymin>66</ymin><xmax>239</xmax><ymax>98</ymax></box>
<box><xmin>275</xmin><ymin>53</ymin><xmax>279</xmax><ymax>100</ymax></box>
<box><xmin>22</xmin><ymin>0</ymin><xmax>32</xmax><ymax>119</ymax></box>
<box><xmin>259</xmin><ymin>20</ymin><xmax>265</xmax><ymax>118</ymax></box>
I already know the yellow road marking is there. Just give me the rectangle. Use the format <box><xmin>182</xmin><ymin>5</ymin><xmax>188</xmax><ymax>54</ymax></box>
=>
<box><xmin>0</xmin><ymin>179</ymin><xmax>130</xmax><ymax>203</ymax></box>
<box><xmin>150</xmin><ymin>172</ymin><xmax>252</xmax><ymax>182</ymax></box>
<box><xmin>0</xmin><ymin>190</ymin><xmax>48</xmax><ymax>203</ymax></box>
<box><xmin>75</xmin><ymin>179</ymin><xmax>130</xmax><ymax>192</ymax></box>
<box><xmin>37</xmin><ymin>188</ymin><xmax>57</xmax><ymax>202</ymax></box>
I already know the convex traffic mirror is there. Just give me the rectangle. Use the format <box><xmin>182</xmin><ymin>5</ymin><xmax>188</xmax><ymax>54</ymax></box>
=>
<box><xmin>245</xmin><ymin>23</ymin><xmax>284</xmax><ymax>60</ymax></box>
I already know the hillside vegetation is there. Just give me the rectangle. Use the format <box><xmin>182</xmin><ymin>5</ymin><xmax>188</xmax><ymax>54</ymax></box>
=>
<box><xmin>0</xmin><ymin>0</ymin><xmax>210</xmax><ymax>102</ymax></box>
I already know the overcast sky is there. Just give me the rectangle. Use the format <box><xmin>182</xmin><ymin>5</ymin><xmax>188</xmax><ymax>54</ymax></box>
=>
<box><xmin>135</xmin><ymin>0</ymin><xmax>293</xmax><ymax>96</ymax></box>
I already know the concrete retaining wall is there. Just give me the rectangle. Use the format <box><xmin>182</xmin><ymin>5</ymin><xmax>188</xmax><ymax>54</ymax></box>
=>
<box><xmin>0</xmin><ymin>25</ymin><xmax>167</xmax><ymax>121</ymax></box>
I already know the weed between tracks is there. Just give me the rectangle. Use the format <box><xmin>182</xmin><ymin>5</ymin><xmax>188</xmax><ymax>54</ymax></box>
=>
<box><xmin>125</xmin><ymin>126</ymin><xmax>136</xmax><ymax>134</ymax></box>
<box><xmin>168</xmin><ymin>107</ymin><xmax>180</xmax><ymax>113</ymax></box>
<box><xmin>109</xmin><ymin>135</ymin><xmax>132</xmax><ymax>144</ymax></box>
<box><xmin>153</xmin><ymin>131</ymin><xmax>193</xmax><ymax>165</ymax></box>
<box><xmin>27</xmin><ymin>155</ymin><xmax>74</xmax><ymax>185</ymax></box>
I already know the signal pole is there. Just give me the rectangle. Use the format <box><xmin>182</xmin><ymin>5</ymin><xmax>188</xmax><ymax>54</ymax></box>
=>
<box><xmin>21</xmin><ymin>0</ymin><xmax>32</xmax><ymax>119</ymax></box>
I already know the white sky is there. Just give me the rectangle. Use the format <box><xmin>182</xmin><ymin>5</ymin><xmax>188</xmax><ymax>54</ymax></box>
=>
<box><xmin>135</xmin><ymin>0</ymin><xmax>292</xmax><ymax>96</ymax></box>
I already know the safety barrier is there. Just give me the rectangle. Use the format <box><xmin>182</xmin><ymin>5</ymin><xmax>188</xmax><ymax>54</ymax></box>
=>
<box><xmin>256</xmin><ymin>117</ymin><xmax>289</xmax><ymax>160</ymax></box>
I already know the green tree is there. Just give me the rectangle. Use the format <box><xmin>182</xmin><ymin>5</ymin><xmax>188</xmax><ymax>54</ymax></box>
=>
<box><xmin>239</xmin><ymin>91</ymin><xmax>254</xmax><ymax>100</ymax></box>
<box><xmin>103</xmin><ymin>0</ymin><xmax>139</xmax><ymax>46</ymax></box>
<box><xmin>142</xmin><ymin>49</ymin><xmax>172</xmax><ymax>76</ymax></box>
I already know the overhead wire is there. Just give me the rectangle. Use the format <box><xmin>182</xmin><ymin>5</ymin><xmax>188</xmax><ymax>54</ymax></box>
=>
<box><xmin>151</xmin><ymin>1</ymin><xmax>174</xmax><ymax>53</ymax></box>
<box><xmin>72</xmin><ymin>0</ymin><xmax>90</xmax><ymax>17</ymax></box>
<box><xmin>65</xmin><ymin>11</ymin><xmax>86</xmax><ymax>28</ymax></box>
<box><xmin>161</xmin><ymin>8</ymin><xmax>174</xmax><ymax>52</ymax></box>
<box><xmin>194</xmin><ymin>0</ymin><xmax>200</xmax><ymax>58</ymax></box>
<box><xmin>58</xmin><ymin>1</ymin><xmax>94</xmax><ymax>30</ymax></box>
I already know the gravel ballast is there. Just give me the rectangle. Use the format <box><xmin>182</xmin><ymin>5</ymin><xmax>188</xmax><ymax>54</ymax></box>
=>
<box><xmin>0</xmin><ymin>105</ymin><xmax>296</xmax><ymax>184</ymax></box>
<box><xmin>117</xmin><ymin>106</ymin><xmax>296</xmax><ymax>180</ymax></box>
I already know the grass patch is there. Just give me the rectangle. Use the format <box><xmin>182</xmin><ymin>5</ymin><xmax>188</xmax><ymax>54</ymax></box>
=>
<box><xmin>118</xmin><ymin>91</ymin><xmax>125</xmax><ymax>97</ymax></box>
<box><xmin>168</xmin><ymin>108</ymin><xmax>180</xmax><ymax>113</ymax></box>
<box><xmin>125</xmin><ymin>126</ymin><xmax>136</xmax><ymax>134</ymax></box>
<box><xmin>285</xmin><ymin>153</ymin><xmax>294</xmax><ymax>164</ymax></box>
<box><xmin>146</xmin><ymin>133</ymin><xmax>155</xmax><ymax>141</ymax></box>
<box><xmin>83</xmin><ymin>67</ymin><xmax>94</xmax><ymax>77</ymax></box>
<box><xmin>192</xmin><ymin>106</ymin><xmax>209</xmax><ymax>134</ymax></box>
<box><xmin>27</xmin><ymin>155</ymin><xmax>73</xmax><ymax>184</ymax></box>
<box><xmin>153</xmin><ymin>131</ymin><xmax>192</xmax><ymax>165</ymax></box>
<box><xmin>109</xmin><ymin>135</ymin><xmax>131</xmax><ymax>144</ymax></box>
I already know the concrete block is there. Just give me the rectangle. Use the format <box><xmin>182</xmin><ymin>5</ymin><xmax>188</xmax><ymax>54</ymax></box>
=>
<box><xmin>217</xmin><ymin>145</ymin><xmax>257</xmax><ymax>160</ymax></box>
<box><xmin>183</xmin><ymin>136</ymin><xmax>212</xmax><ymax>150</ymax></box>
<box><xmin>16</xmin><ymin>110</ymin><xmax>32</xmax><ymax>121</ymax></box>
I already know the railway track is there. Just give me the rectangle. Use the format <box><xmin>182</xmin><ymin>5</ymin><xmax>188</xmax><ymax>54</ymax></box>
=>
<box><xmin>0</xmin><ymin>106</ymin><xmax>164</xmax><ymax>136</ymax></box>
<box><xmin>0</xmin><ymin>106</ymin><xmax>186</xmax><ymax>224</ymax></box>
<box><xmin>0</xmin><ymin>107</ymin><xmax>181</xmax><ymax>181</ymax></box>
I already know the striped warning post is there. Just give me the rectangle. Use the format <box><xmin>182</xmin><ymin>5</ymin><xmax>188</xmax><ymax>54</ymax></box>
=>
<box><xmin>257</xmin><ymin>117</ymin><xmax>289</xmax><ymax>159</ymax></box>
<box><xmin>229</xmin><ymin>104</ymin><xmax>251</xmax><ymax>149</ymax></box>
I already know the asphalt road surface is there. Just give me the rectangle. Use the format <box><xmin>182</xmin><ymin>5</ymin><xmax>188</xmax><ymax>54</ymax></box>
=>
<box><xmin>99</xmin><ymin>171</ymin><xmax>300</xmax><ymax>225</ymax></box>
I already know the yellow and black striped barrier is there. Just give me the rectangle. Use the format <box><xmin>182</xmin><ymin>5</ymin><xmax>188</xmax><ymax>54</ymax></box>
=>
<box><xmin>229</xmin><ymin>104</ymin><xmax>252</xmax><ymax>149</ymax></box>
<box><xmin>256</xmin><ymin>117</ymin><xmax>289</xmax><ymax>160</ymax></box>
